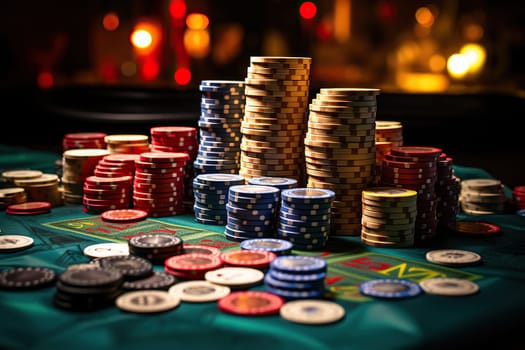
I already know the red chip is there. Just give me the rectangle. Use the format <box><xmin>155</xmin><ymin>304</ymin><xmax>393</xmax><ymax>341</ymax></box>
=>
<box><xmin>101</xmin><ymin>209</ymin><xmax>148</xmax><ymax>222</ymax></box>
<box><xmin>217</xmin><ymin>291</ymin><xmax>284</xmax><ymax>316</ymax></box>
<box><xmin>447</xmin><ymin>221</ymin><xmax>501</xmax><ymax>235</ymax></box>
<box><xmin>220</xmin><ymin>249</ymin><xmax>276</xmax><ymax>269</ymax></box>
<box><xmin>6</xmin><ymin>201</ymin><xmax>52</xmax><ymax>215</ymax></box>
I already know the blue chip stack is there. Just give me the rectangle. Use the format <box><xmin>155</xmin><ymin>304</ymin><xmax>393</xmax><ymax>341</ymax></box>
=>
<box><xmin>265</xmin><ymin>255</ymin><xmax>327</xmax><ymax>299</ymax></box>
<box><xmin>193</xmin><ymin>173</ymin><xmax>245</xmax><ymax>225</ymax></box>
<box><xmin>278</xmin><ymin>188</ymin><xmax>335</xmax><ymax>251</ymax></box>
<box><xmin>224</xmin><ymin>184</ymin><xmax>281</xmax><ymax>242</ymax></box>
<box><xmin>195</xmin><ymin>80</ymin><xmax>245</xmax><ymax>175</ymax></box>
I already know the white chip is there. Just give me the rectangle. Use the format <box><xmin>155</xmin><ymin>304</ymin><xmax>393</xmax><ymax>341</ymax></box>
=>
<box><xmin>1</xmin><ymin>169</ymin><xmax>43</xmax><ymax>180</ymax></box>
<box><xmin>0</xmin><ymin>235</ymin><xmax>34</xmax><ymax>251</ymax></box>
<box><xmin>425</xmin><ymin>249</ymin><xmax>481</xmax><ymax>266</ymax></box>
<box><xmin>204</xmin><ymin>267</ymin><xmax>265</xmax><ymax>288</ymax></box>
<box><xmin>280</xmin><ymin>299</ymin><xmax>345</xmax><ymax>325</ymax></box>
<box><xmin>115</xmin><ymin>290</ymin><xmax>180</xmax><ymax>313</ymax></box>
<box><xmin>419</xmin><ymin>278</ymin><xmax>480</xmax><ymax>296</ymax></box>
<box><xmin>168</xmin><ymin>280</ymin><xmax>230</xmax><ymax>302</ymax></box>
<box><xmin>83</xmin><ymin>242</ymin><xmax>130</xmax><ymax>258</ymax></box>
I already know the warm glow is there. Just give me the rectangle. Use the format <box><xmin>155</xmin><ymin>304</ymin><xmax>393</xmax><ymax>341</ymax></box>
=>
<box><xmin>460</xmin><ymin>43</ymin><xmax>486</xmax><ymax>74</ymax></box>
<box><xmin>102</xmin><ymin>12</ymin><xmax>119</xmax><ymax>31</ymax></box>
<box><xmin>131</xmin><ymin>29</ymin><xmax>153</xmax><ymax>49</ymax></box>
<box><xmin>334</xmin><ymin>0</ymin><xmax>350</xmax><ymax>42</ymax></box>
<box><xmin>415</xmin><ymin>7</ymin><xmax>434</xmax><ymax>28</ymax></box>
<box><xmin>174</xmin><ymin>67</ymin><xmax>191</xmax><ymax>85</ymax></box>
<box><xmin>120</xmin><ymin>61</ymin><xmax>137</xmax><ymax>77</ymax></box>
<box><xmin>464</xmin><ymin>23</ymin><xmax>484</xmax><ymax>42</ymax></box>
<box><xmin>186</xmin><ymin>13</ymin><xmax>209</xmax><ymax>30</ymax></box>
<box><xmin>184</xmin><ymin>29</ymin><xmax>210</xmax><ymax>58</ymax></box>
<box><xmin>429</xmin><ymin>54</ymin><xmax>446</xmax><ymax>72</ymax></box>
<box><xmin>169</xmin><ymin>0</ymin><xmax>186</xmax><ymax>19</ymax></box>
<box><xmin>299</xmin><ymin>1</ymin><xmax>317</xmax><ymax>20</ymax></box>
<box><xmin>141</xmin><ymin>59</ymin><xmax>159</xmax><ymax>81</ymax></box>
<box><xmin>447</xmin><ymin>53</ymin><xmax>469</xmax><ymax>79</ymax></box>
<box><xmin>37</xmin><ymin>71</ymin><xmax>54</xmax><ymax>89</ymax></box>
<box><xmin>396</xmin><ymin>72</ymin><xmax>449</xmax><ymax>92</ymax></box>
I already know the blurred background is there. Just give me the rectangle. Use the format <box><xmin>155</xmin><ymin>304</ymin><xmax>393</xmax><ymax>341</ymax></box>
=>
<box><xmin>1</xmin><ymin>0</ymin><xmax>524</xmax><ymax>186</ymax></box>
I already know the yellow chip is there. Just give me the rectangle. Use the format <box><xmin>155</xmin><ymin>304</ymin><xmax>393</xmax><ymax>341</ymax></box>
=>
<box><xmin>362</xmin><ymin>187</ymin><xmax>418</xmax><ymax>199</ymax></box>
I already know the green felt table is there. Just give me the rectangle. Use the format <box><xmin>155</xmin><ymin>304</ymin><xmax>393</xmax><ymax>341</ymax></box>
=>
<box><xmin>1</xmin><ymin>145</ymin><xmax>524</xmax><ymax>350</ymax></box>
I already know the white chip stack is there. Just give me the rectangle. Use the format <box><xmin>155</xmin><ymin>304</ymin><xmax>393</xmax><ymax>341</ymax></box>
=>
<box><xmin>460</xmin><ymin>178</ymin><xmax>505</xmax><ymax>215</ymax></box>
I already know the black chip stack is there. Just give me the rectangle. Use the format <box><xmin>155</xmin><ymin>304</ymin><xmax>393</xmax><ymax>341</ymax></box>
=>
<box><xmin>127</xmin><ymin>234</ymin><xmax>184</xmax><ymax>265</ymax></box>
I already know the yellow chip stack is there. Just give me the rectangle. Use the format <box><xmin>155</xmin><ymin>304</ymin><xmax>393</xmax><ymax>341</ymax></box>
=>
<box><xmin>239</xmin><ymin>56</ymin><xmax>312</xmax><ymax>184</ymax></box>
<box><xmin>104</xmin><ymin>134</ymin><xmax>150</xmax><ymax>154</ymax></box>
<box><xmin>305</xmin><ymin>87</ymin><xmax>380</xmax><ymax>236</ymax></box>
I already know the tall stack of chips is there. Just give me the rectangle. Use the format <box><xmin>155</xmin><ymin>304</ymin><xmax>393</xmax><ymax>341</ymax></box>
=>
<box><xmin>149</xmin><ymin>126</ymin><xmax>199</xmax><ymax>209</ymax></box>
<box><xmin>305</xmin><ymin>87</ymin><xmax>380</xmax><ymax>236</ymax></box>
<box><xmin>83</xmin><ymin>175</ymin><xmax>133</xmax><ymax>213</ymax></box>
<box><xmin>380</xmin><ymin>146</ymin><xmax>442</xmax><ymax>242</ymax></box>
<box><xmin>239</xmin><ymin>56</ymin><xmax>312</xmax><ymax>184</ymax></box>
<box><xmin>196</xmin><ymin>80</ymin><xmax>245</xmax><ymax>176</ymax></box>
<box><xmin>104</xmin><ymin>134</ymin><xmax>150</xmax><ymax>154</ymax></box>
<box><xmin>132</xmin><ymin>151</ymin><xmax>189</xmax><ymax>217</ymax></box>
<box><xmin>435</xmin><ymin>153</ymin><xmax>461</xmax><ymax>228</ymax></box>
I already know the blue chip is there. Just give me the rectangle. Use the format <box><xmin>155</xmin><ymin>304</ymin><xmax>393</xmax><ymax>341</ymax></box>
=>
<box><xmin>270</xmin><ymin>255</ymin><xmax>327</xmax><ymax>274</ymax></box>
<box><xmin>240</xmin><ymin>238</ymin><xmax>293</xmax><ymax>255</ymax></box>
<box><xmin>264</xmin><ymin>272</ymin><xmax>324</xmax><ymax>290</ymax></box>
<box><xmin>248</xmin><ymin>177</ymin><xmax>298</xmax><ymax>189</ymax></box>
<box><xmin>281</xmin><ymin>188</ymin><xmax>336</xmax><ymax>204</ymax></box>
<box><xmin>268</xmin><ymin>268</ymin><xmax>326</xmax><ymax>283</ymax></box>
<box><xmin>359</xmin><ymin>279</ymin><xmax>423</xmax><ymax>299</ymax></box>
<box><xmin>265</xmin><ymin>284</ymin><xmax>325</xmax><ymax>299</ymax></box>
<box><xmin>195</xmin><ymin>174</ymin><xmax>245</xmax><ymax>186</ymax></box>
<box><xmin>280</xmin><ymin>202</ymin><xmax>331</xmax><ymax>216</ymax></box>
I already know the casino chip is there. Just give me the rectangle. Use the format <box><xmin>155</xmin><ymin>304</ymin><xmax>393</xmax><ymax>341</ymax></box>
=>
<box><xmin>122</xmin><ymin>271</ymin><xmax>177</xmax><ymax>291</ymax></box>
<box><xmin>425</xmin><ymin>249</ymin><xmax>482</xmax><ymax>266</ymax></box>
<box><xmin>94</xmin><ymin>255</ymin><xmax>154</xmax><ymax>280</ymax></box>
<box><xmin>447</xmin><ymin>221</ymin><xmax>501</xmax><ymax>236</ymax></box>
<box><xmin>240</xmin><ymin>238</ymin><xmax>293</xmax><ymax>256</ymax></box>
<box><xmin>204</xmin><ymin>267</ymin><xmax>265</xmax><ymax>289</ymax></box>
<box><xmin>101</xmin><ymin>209</ymin><xmax>148</xmax><ymax>223</ymax></box>
<box><xmin>0</xmin><ymin>266</ymin><xmax>56</xmax><ymax>289</ymax></box>
<box><xmin>168</xmin><ymin>280</ymin><xmax>231</xmax><ymax>302</ymax></box>
<box><xmin>83</xmin><ymin>242</ymin><xmax>130</xmax><ymax>259</ymax></box>
<box><xmin>115</xmin><ymin>290</ymin><xmax>181</xmax><ymax>313</ymax></box>
<box><xmin>217</xmin><ymin>290</ymin><xmax>285</xmax><ymax>316</ymax></box>
<box><xmin>5</xmin><ymin>201</ymin><xmax>52</xmax><ymax>215</ymax></box>
<box><xmin>359</xmin><ymin>278</ymin><xmax>423</xmax><ymax>299</ymax></box>
<box><xmin>0</xmin><ymin>235</ymin><xmax>34</xmax><ymax>252</ymax></box>
<box><xmin>280</xmin><ymin>299</ymin><xmax>346</xmax><ymax>325</ymax></box>
<box><xmin>419</xmin><ymin>278</ymin><xmax>480</xmax><ymax>296</ymax></box>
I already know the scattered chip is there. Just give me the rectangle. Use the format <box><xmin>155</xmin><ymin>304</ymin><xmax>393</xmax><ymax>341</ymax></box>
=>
<box><xmin>0</xmin><ymin>235</ymin><xmax>34</xmax><ymax>252</ymax></box>
<box><xmin>279</xmin><ymin>299</ymin><xmax>345</xmax><ymax>324</ymax></box>
<box><xmin>359</xmin><ymin>278</ymin><xmax>423</xmax><ymax>299</ymax></box>
<box><xmin>425</xmin><ymin>249</ymin><xmax>482</xmax><ymax>266</ymax></box>
<box><xmin>204</xmin><ymin>267</ymin><xmax>265</xmax><ymax>289</ymax></box>
<box><xmin>447</xmin><ymin>221</ymin><xmax>501</xmax><ymax>235</ymax></box>
<box><xmin>168</xmin><ymin>280</ymin><xmax>231</xmax><ymax>302</ymax></box>
<box><xmin>0</xmin><ymin>266</ymin><xmax>56</xmax><ymax>289</ymax></box>
<box><xmin>217</xmin><ymin>290</ymin><xmax>284</xmax><ymax>316</ymax></box>
<box><xmin>83</xmin><ymin>242</ymin><xmax>130</xmax><ymax>258</ymax></box>
<box><xmin>419</xmin><ymin>278</ymin><xmax>480</xmax><ymax>296</ymax></box>
<box><xmin>115</xmin><ymin>290</ymin><xmax>180</xmax><ymax>313</ymax></box>
<box><xmin>101</xmin><ymin>209</ymin><xmax>148</xmax><ymax>223</ymax></box>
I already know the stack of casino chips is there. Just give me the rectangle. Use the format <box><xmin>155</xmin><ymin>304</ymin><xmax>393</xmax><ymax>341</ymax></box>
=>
<box><xmin>12</xmin><ymin>173</ymin><xmax>62</xmax><ymax>207</ymax></box>
<box><xmin>62</xmin><ymin>132</ymin><xmax>107</xmax><ymax>151</ymax></box>
<box><xmin>513</xmin><ymin>185</ymin><xmax>525</xmax><ymax>210</ymax></box>
<box><xmin>0</xmin><ymin>187</ymin><xmax>27</xmax><ymax>209</ymax></box>
<box><xmin>104</xmin><ymin>134</ymin><xmax>150</xmax><ymax>154</ymax></box>
<box><xmin>132</xmin><ymin>151</ymin><xmax>189</xmax><ymax>217</ymax></box>
<box><xmin>82</xmin><ymin>175</ymin><xmax>133</xmax><ymax>213</ymax></box>
<box><xmin>459</xmin><ymin>178</ymin><xmax>505</xmax><ymax>215</ymax></box>
<box><xmin>54</xmin><ymin>264</ymin><xmax>125</xmax><ymax>311</ymax></box>
<box><xmin>192</xmin><ymin>173</ymin><xmax>245</xmax><ymax>225</ymax></box>
<box><xmin>128</xmin><ymin>234</ymin><xmax>184</xmax><ymax>265</ymax></box>
<box><xmin>93</xmin><ymin>153</ymin><xmax>139</xmax><ymax>178</ymax></box>
<box><xmin>239</xmin><ymin>56</ymin><xmax>312</xmax><ymax>184</ymax></box>
<box><xmin>264</xmin><ymin>255</ymin><xmax>327</xmax><ymax>300</ymax></box>
<box><xmin>196</xmin><ymin>80</ymin><xmax>245</xmax><ymax>175</ymax></box>
<box><xmin>164</xmin><ymin>253</ymin><xmax>223</xmax><ymax>280</ymax></box>
<box><xmin>225</xmin><ymin>184</ymin><xmax>281</xmax><ymax>242</ymax></box>
<box><xmin>435</xmin><ymin>153</ymin><xmax>461</xmax><ymax>227</ymax></box>
<box><xmin>93</xmin><ymin>255</ymin><xmax>154</xmax><ymax>282</ymax></box>
<box><xmin>61</xmin><ymin>148</ymin><xmax>110</xmax><ymax>205</ymax></box>
<box><xmin>150</xmin><ymin>126</ymin><xmax>199</xmax><ymax>207</ymax></box>
<box><xmin>361</xmin><ymin>187</ymin><xmax>418</xmax><ymax>248</ymax></box>
<box><xmin>375</xmin><ymin>121</ymin><xmax>403</xmax><ymax>147</ymax></box>
<box><xmin>305</xmin><ymin>88</ymin><xmax>380</xmax><ymax>236</ymax></box>
<box><xmin>380</xmin><ymin>146</ymin><xmax>441</xmax><ymax>242</ymax></box>
<box><xmin>278</xmin><ymin>188</ymin><xmax>335</xmax><ymax>251</ymax></box>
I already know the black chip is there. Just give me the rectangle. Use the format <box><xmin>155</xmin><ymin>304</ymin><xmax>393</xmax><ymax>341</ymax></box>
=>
<box><xmin>0</xmin><ymin>266</ymin><xmax>56</xmax><ymax>289</ymax></box>
<box><xmin>94</xmin><ymin>255</ymin><xmax>154</xmax><ymax>280</ymax></box>
<box><xmin>122</xmin><ymin>271</ymin><xmax>177</xmax><ymax>291</ymax></box>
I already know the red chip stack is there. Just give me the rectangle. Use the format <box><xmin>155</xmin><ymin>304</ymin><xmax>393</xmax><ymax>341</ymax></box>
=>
<box><xmin>82</xmin><ymin>175</ymin><xmax>133</xmax><ymax>213</ymax></box>
<box><xmin>380</xmin><ymin>146</ymin><xmax>441</xmax><ymax>243</ymax></box>
<box><xmin>62</xmin><ymin>132</ymin><xmax>107</xmax><ymax>152</ymax></box>
<box><xmin>132</xmin><ymin>151</ymin><xmax>189</xmax><ymax>217</ymax></box>
<box><xmin>93</xmin><ymin>154</ymin><xmax>139</xmax><ymax>178</ymax></box>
